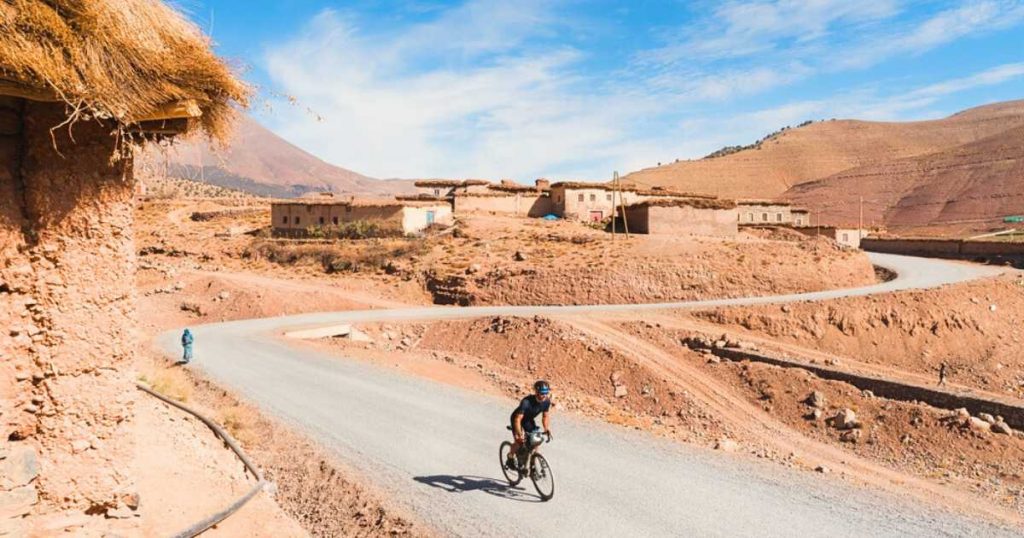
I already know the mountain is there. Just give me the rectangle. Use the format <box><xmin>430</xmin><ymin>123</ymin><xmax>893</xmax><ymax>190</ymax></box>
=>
<box><xmin>138</xmin><ymin>115</ymin><xmax>416</xmax><ymax>198</ymax></box>
<box><xmin>621</xmin><ymin>100</ymin><xmax>1024</xmax><ymax>200</ymax></box>
<box><xmin>782</xmin><ymin>124</ymin><xmax>1024</xmax><ymax>235</ymax></box>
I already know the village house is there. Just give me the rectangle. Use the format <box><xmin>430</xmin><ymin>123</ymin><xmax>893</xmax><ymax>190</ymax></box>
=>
<box><xmin>794</xmin><ymin>226</ymin><xmax>869</xmax><ymax>248</ymax></box>
<box><xmin>272</xmin><ymin>199</ymin><xmax>453</xmax><ymax>236</ymax></box>
<box><xmin>0</xmin><ymin>0</ymin><xmax>247</xmax><ymax>523</ymax></box>
<box><xmin>452</xmin><ymin>179</ymin><xmax>552</xmax><ymax>217</ymax></box>
<box><xmin>413</xmin><ymin>179</ymin><xmax>490</xmax><ymax>199</ymax></box>
<box><xmin>549</xmin><ymin>181</ymin><xmax>718</xmax><ymax>222</ymax></box>
<box><xmin>737</xmin><ymin>200</ymin><xmax>794</xmax><ymax>225</ymax></box>
<box><xmin>618</xmin><ymin>198</ymin><xmax>739</xmax><ymax>237</ymax></box>
<box><xmin>792</xmin><ymin>208</ymin><xmax>810</xmax><ymax>226</ymax></box>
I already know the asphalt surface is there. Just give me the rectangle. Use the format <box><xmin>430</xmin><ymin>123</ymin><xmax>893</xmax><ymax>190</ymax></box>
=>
<box><xmin>159</xmin><ymin>253</ymin><xmax>1020</xmax><ymax>537</ymax></box>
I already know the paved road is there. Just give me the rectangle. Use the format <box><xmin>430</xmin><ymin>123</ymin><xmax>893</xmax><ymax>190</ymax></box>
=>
<box><xmin>159</xmin><ymin>253</ymin><xmax>1020</xmax><ymax>537</ymax></box>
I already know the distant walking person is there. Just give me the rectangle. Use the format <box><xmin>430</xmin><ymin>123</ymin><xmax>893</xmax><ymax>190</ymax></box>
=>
<box><xmin>938</xmin><ymin>362</ymin><xmax>948</xmax><ymax>386</ymax></box>
<box><xmin>181</xmin><ymin>328</ymin><xmax>194</xmax><ymax>364</ymax></box>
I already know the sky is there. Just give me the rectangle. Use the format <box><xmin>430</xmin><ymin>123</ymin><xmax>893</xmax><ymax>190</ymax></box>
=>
<box><xmin>178</xmin><ymin>0</ymin><xmax>1024</xmax><ymax>181</ymax></box>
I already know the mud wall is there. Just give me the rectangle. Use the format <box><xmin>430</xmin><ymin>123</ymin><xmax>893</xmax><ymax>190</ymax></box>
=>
<box><xmin>0</xmin><ymin>99</ymin><xmax>137</xmax><ymax>518</ymax></box>
<box><xmin>647</xmin><ymin>206</ymin><xmax>738</xmax><ymax>237</ymax></box>
<box><xmin>862</xmin><ymin>237</ymin><xmax>1024</xmax><ymax>263</ymax></box>
<box><xmin>453</xmin><ymin>194</ymin><xmax>551</xmax><ymax>217</ymax></box>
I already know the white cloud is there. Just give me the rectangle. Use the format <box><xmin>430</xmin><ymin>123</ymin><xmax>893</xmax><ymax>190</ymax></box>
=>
<box><xmin>258</xmin><ymin>1</ymin><xmax>1024</xmax><ymax>181</ymax></box>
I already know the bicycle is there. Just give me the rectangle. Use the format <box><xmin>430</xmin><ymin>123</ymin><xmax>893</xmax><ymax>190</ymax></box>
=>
<box><xmin>499</xmin><ymin>427</ymin><xmax>554</xmax><ymax>501</ymax></box>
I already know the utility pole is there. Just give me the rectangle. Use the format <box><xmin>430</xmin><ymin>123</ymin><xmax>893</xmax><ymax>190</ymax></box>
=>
<box><xmin>615</xmin><ymin>171</ymin><xmax>629</xmax><ymax>238</ymax></box>
<box><xmin>859</xmin><ymin>196</ymin><xmax>864</xmax><ymax>233</ymax></box>
<box><xmin>611</xmin><ymin>171</ymin><xmax>616</xmax><ymax>240</ymax></box>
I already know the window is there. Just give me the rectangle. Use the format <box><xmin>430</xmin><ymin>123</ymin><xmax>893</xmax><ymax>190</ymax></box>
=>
<box><xmin>433</xmin><ymin>188</ymin><xmax>440</xmax><ymax>196</ymax></box>
<box><xmin>842</xmin><ymin>233</ymin><xmax>849</xmax><ymax>242</ymax></box>
<box><xmin>761</xmin><ymin>213</ymin><xmax>768</xmax><ymax>221</ymax></box>
<box><xmin>776</xmin><ymin>213</ymin><xmax>782</xmax><ymax>222</ymax></box>
<box><xmin>282</xmin><ymin>216</ymin><xmax>289</xmax><ymax>224</ymax></box>
<box><xmin>295</xmin><ymin>217</ymin><xmax>300</xmax><ymax>225</ymax></box>
<box><xmin>589</xmin><ymin>194</ymin><xmax>596</xmax><ymax>202</ymax></box>
<box><xmin>577</xmin><ymin>194</ymin><xmax>584</xmax><ymax>202</ymax></box>
<box><xmin>332</xmin><ymin>216</ymin><xmax>339</xmax><ymax>225</ymax></box>
<box><xmin>319</xmin><ymin>216</ymin><xmax>325</xmax><ymax>225</ymax></box>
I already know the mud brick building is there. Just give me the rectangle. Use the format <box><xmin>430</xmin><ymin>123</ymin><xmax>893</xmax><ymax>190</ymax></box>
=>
<box><xmin>272</xmin><ymin>199</ymin><xmax>453</xmax><ymax>236</ymax></box>
<box><xmin>737</xmin><ymin>200</ymin><xmax>794</xmax><ymax>225</ymax></box>
<box><xmin>0</xmin><ymin>0</ymin><xmax>246</xmax><ymax>528</ymax></box>
<box><xmin>452</xmin><ymin>179</ymin><xmax>553</xmax><ymax>217</ymax></box>
<box><xmin>413</xmin><ymin>179</ymin><xmax>490</xmax><ymax>199</ymax></box>
<box><xmin>618</xmin><ymin>198</ymin><xmax>739</xmax><ymax>237</ymax></box>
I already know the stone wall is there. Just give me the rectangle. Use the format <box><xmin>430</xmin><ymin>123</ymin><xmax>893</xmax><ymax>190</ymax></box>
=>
<box><xmin>453</xmin><ymin>193</ymin><xmax>551</xmax><ymax>217</ymax></box>
<box><xmin>0</xmin><ymin>99</ymin><xmax>137</xmax><ymax>521</ymax></box>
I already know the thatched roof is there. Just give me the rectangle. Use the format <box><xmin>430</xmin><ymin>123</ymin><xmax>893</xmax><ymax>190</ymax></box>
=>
<box><xmin>737</xmin><ymin>199</ymin><xmax>791</xmax><ymax>207</ymax></box>
<box><xmin>0</xmin><ymin>0</ymin><xmax>250</xmax><ymax>142</ymax></box>
<box><xmin>626</xmin><ymin>198</ymin><xmax>737</xmax><ymax>210</ymax></box>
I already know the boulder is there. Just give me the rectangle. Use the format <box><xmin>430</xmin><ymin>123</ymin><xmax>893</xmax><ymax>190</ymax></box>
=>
<box><xmin>805</xmin><ymin>391</ymin><xmax>825</xmax><ymax>408</ymax></box>
<box><xmin>613</xmin><ymin>385</ymin><xmax>628</xmax><ymax>398</ymax></box>
<box><xmin>0</xmin><ymin>446</ymin><xmax>38</xmax><ymax>490</ymax></box>
<box><xmin>991</xmin><ymin>421</ymin><xmax>1013</xmax><ymax>435</ymax></box>
<box><xmin>978</xmin><ymin>413</ymin><xmax>996</xmax><ymax>425</ymax></box>
<box><xmin>830</xmin><ymin>408</ymin><xmax>859</xmax><ymax>430</ymax></box>
<box><xmin>839</xmin><ymin>429</ymin><xmax>862</xmax><ymax>443</ymax></box>
<box><xmin>967</xmin><ymin>416</ymin><xmax>991</xmax><ymax>433</ymax></box>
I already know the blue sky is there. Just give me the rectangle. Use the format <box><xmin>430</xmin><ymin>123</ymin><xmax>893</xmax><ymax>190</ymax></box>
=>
<box><xmin>178</xmin><ymin>0</ymin><xmax>1024</xmax><ymax>180</ymax></box>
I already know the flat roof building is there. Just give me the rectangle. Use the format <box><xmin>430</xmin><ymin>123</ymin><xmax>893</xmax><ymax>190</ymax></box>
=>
<box><xmin>272</xmin><ymin>199</ymin><xmax>453</xmax><ymax>236</ymax></box>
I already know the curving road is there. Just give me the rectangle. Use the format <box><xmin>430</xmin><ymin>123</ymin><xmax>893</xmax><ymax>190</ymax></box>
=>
<box><xmin>159</xmin><ymin>253</ymin><xmax>1019</xmax><ymax>537</ymax></box>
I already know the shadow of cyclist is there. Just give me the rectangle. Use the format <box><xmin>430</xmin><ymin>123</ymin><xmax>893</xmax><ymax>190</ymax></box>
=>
<box><xmin>413</xmin><ymin>475</ymin><xmax>541</xmax><ymax>503</ymax></box>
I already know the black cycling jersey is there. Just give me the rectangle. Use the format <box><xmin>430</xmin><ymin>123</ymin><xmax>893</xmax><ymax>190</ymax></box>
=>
<box><xmin>510</xmin><ymin>395</ymin><xmax>550</xmax><ymax>432</ymax></box>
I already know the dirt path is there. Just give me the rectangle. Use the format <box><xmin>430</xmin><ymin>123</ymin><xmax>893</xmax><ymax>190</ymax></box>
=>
<box><xmin>562</xmin><ymin>316</ymin><xmax>1022</xmax><ymax>525</ymax></box>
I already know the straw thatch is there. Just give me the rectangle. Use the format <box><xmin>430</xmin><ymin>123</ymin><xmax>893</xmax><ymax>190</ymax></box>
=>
<box><xmin>627</xmin><ymin>197</ymin><xmax>737</xmax><ymax>210</ymax></box>
<box><xmin>0</xmin><ymin>0</ymin><xmax>250</xmax><ymax>142</ymax></box>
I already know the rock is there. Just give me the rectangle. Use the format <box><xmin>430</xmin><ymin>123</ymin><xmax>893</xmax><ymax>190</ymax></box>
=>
<box><xmin>781</xmin><ymin>304</ymin><xmax>792</xmax><ymax>313</ymax></box>
<box><xmin>805</xmin><ymin>409</ymin><xmax>822</xmax><ymax>421</ymax></box>
<box><xmin>22</xmin><ymin>404</ymin><xmax>38</xmax><ymax>414</ymax></box>
<box><xmin>71</xmin><ymin>440</ymin><xmax>90</xmax><ymax>454</ymax></box>
<box><xmin>0</xmin><ymin>485</ymin><xmax>37</xmax><ymax>519</ymax></box>
<box><xmin>105</xmin><ymin>504</ymin><xmax>136</xmax><ymax>519</ymax></box>
<box><xmin>978</xmin><ymin>413</ymin><xmax>996</xmax><ymax>424</ymax></box>
<box><xmin>991</xmin><ymin>421</ymin><xmax>1013</xmax><ymax>435</ymax></box>
<box><xmin>815</xmin><ymin>465</ymin><xmax>830</xmax><ymax>474</ymax></box>
<box><xmin>513</xmin><ymin>251</ymin><xmax>527</xmax><ymax>261</ymax></box>
<box><xmin>839</xmin><ymin>429</ymin><xmax>862</xmax><ymax>443</ymax></box>
<box><xmin>714</xmin><ymin>437</ymin><xmax>739</xmax><ymax>452</ymax></box>
<box><xmin>967</xmin><ymin>416</ymin><xmax>991</xmax><ymax>433</ymax></box>
<box><xmin>172</xmin><ymin>281</ymin><xmax>185</xmax><ymax>291</ymax></box>
<box><xmin>805</xmin><ymin>391</ymin><xmax>825</xmax><ymax>408</ymax></box>
<box><xmin>0</xmin><ymin>446</ymin><xmax>38</xmax><ymax>489</ymax></box>
<box><xmin>830</xmin><ymin>408</ymin><xmax>859</xmax><ymax>430</ymax></box>
<box><xmin>465</xmin><ymin>264</ymin><xmax>481</xmax><ymax>275</ymax></box>
<box><xmin>713</xmin><ymin>340</ymin><xmax>727</xmax><ymax>350</ymax></box>
<box><xmin>217</xmin><ymin>291</ymin><xmax>230</xmax><ymax>300</ymax></box>
<box><xmin>706</xmin><ymin>355</ymin><xmax>721</xmax><ymax>364</ymax></box>
<box><xmin>614</xmin><ymin>385</ymin><xmax>628</xmax><ymax>398</ymax></box>
<box><xmin>610</xmin><ymin>371</ymin><xmax>623</xmax><ymax>384</ymax></box>
<box><xmin>954</xmin><ymin>408</ymin><xmax>970</xmax><ymax>421</ymax></box>
<box><xmin>989</xmin><ymin>304</ymin><xmax>997</xmax><ymax>312</ymax></box>
<box><xmin>861</xmin><ymin>390</ymin><xmax>874</xmax><ymax>399</ymax></box>
<box><xmin>399</xmin><ymin>337</ymin><xmax>412</xmax><ymax>348</ymax></box>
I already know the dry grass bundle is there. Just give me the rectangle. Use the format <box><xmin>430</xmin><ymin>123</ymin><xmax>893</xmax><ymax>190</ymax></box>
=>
<box><xmin>629</xmin><ymin>197</ymin><xmax>737</xmax><ymax>210</ymax></box>
<box><xmin>0</xmin><ymin>0</ymin><xmax>249</xmax><ymax>143</ymax></box>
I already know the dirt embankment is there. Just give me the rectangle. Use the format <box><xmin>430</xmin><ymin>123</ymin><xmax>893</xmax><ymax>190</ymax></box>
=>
<box><xmin>688</xmin><ymin>274</ymin><xmax>1024</xmax><ymax>397</ymax></box>
<box><xmin>422</xmin><ymin>228</ymin><xmax>875</xmax><ymax>306</ymax></box>
<box><xmin>625</xmin><ymin>321</ymin><xmax>1024</xmax><ymax>516</ymax></box>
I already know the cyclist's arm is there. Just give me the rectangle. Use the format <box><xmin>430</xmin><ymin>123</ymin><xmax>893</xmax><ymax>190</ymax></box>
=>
<box><xmin>512</xmin><ymin>412</ymin><xmax>524</xmax><ymax>440</ymax></box>
<box><xmin>542</xmin><ymin>409</ymin><xmax>551</xmax><ymax>433</ymax></box>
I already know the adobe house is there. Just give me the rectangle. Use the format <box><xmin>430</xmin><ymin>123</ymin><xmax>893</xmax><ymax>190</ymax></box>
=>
<box><xmin>0</xmin><ymin>0</ymin><xmax>246</xmax><ymax>524</ymax></box>
<box><xmin>272</xmin><ymin>199</ymin><xmax>453</xmax><ymax>236</ymax></box>
<box><xmin>792</xmin><ymin>208</ymin><xmax>810</xmax><ymax>226</ymax></box>
<box><xmin>794</xmin><ymin>226</ymin><xmax>868</xmax><ymax>248</ymax></box>
<box><xmin>737</xmin><ymin>199</ymin><xmax>794</xmax><ymax>225</ymax></box>
<box><xmin>414</xmin><ymin>179</ymin><xmax>490</xmax><ymax>199</ymax></box>
<box><xmin>550</xmin><ymin>181</ymin><xmax>719</xmax><ymax>222</ymax></box>
<box><xmin>618</xmin><ymin>198</ymin><xmax>739</xmax><ymax>237</ymax></box>
<box><xmin>452</xmin><ymin>179</ymin><xmax>552</xmax><ymax>217</ymax></box>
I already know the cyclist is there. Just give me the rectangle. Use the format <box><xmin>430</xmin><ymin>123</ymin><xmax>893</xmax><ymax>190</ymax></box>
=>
<box><xmin>506</xmin><ymin>380</ymin><xmax>553</xmax><ymax>470</ymax></box>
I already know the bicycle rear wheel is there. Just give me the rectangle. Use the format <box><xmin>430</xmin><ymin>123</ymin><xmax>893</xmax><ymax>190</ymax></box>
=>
<box><xmin>499</xmin><ymin>442</ymin><xmax>522</xmax><ymax>486</ymax></box>
<box><xmin>529</xmin><ymin>453</ymin><xmax>554</xmax><ymax>501</ymax></box>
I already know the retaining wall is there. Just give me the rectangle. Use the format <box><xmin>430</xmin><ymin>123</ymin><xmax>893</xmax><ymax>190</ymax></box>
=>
<box><xmin>862</xmin><ymin>237</ymin><xmax>1024</xmax><ymax>265</ymax></box>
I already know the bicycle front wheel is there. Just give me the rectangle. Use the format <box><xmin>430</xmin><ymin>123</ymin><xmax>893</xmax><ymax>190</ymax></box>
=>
<box><xmin>530</xmin><ymin>453</ymin><xmax>554</xmax><ymax>501</ymax></box>
<box><xmin>499</xmin><ymin>441</ymin><xmax>522</xmax><ymax>486</ymax></box>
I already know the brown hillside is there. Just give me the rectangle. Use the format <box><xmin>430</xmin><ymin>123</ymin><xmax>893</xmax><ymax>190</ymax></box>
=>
<box><xmin>140</xmin><ymin>115</ymin><xmax>416</xmax><ymax>198</ymax></box>
<box><xmin>622</xmin><ymin>100</ymin><xmax>1024</xmax><ymax>199</ymax></box>
<box><xmin>783</xmin><ymin>124</ymin><xmax>1024</xmax><ymax>234</ymax></box>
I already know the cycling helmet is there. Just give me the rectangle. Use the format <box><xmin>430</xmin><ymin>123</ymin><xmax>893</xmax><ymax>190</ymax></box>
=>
<box><xmin>533</xmin><ymin>380</ymin><xmax>551</xmax><ymax>395</ymax></box>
